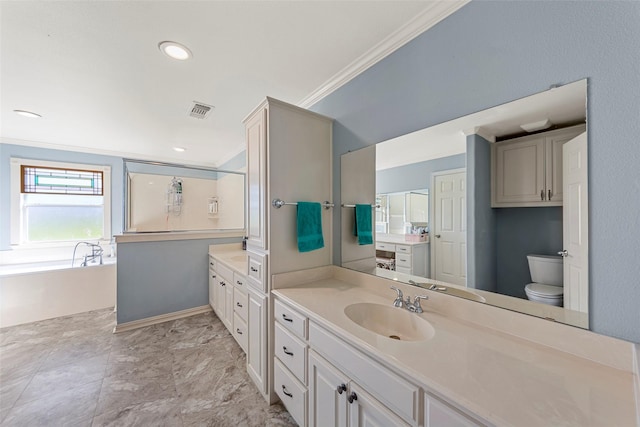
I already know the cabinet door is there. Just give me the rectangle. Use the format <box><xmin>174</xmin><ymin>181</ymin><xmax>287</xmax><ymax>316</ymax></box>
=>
<box><xmin>425</xmin><ymin>394</ymin><xmax>481</xmax><ymax>427</ymax></box>
<box><xmin>494</xmin><ymin>137</ymin><xmax>545</xmax><ymax>205</ymax></box>
<box><xmin>545</xmin><ymin>127</ymin><xmax>583</xmax><ymax>203</ymax></box>
<box><xmin>225</xmin><ymin>281</ymin><xmax>234</xmax><ymax>329</ymax></box>
<box><xmin>208</xmin><ymin>269</ymin><xmax>217</xmax><ymax>310</ymax></box>
<box><xmin>308</xmin><ymin>351</ymin><xmax>348</xmax><ymax>427</ymax></box>
<box><xmin>216</xmin><ymin>276</ymin><xmax>228</xmax><ymax>325</ymax></box>
<box><xmin>348</xmin><ymin>382</ymin><xmax>410</xmax><ymax>427</ymax></box>
<box><xmin>247</xmin><ymin>288</ymin><xmax>267</xmax><ymax>395</ymax></box>
<box><xmin>246</xmin><ymin>108</ymin><xmax>267</xmax><ymax>250</ymax></box>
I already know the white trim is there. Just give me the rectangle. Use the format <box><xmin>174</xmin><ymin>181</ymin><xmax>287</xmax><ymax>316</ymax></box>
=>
<box><xmin>113</xmin><ymin>305</ymin><xmax>213</xmax><ymax>333</ymax></box>
<box><xmin>297</xmin><ymin>1</ymin><xmax>470</xmax><ymax>108</ymax></box>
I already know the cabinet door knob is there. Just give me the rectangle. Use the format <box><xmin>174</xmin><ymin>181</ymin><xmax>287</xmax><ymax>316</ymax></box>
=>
<box><xmin>558</xmin><ymin>250</ymin><xmax>568</xmax><ymax>257</ymax></box>
<box><xmin>236</xmin><ymin>280</ymin><xmax>242</xmax><ymax>285</ymax></box>
<box><xmin>347</xmin><ymin>391</ymin><xmax>358</xmax><ymax>404</ymax></box>
<box><xmin>236</xmin><ymin>302</ymin><xmax>243</xmax><ymax>308</ymax></box>
<box><xmin>220</xmin><ymin>281</ymin><xmax>226</xmax><ymax>287</ymax></box>
<box><xmin>435</xmin><ymin>234</ymin><xmax>441</xmax><ymax>238</ymax></box>
<box><xmin>251</xmin><ymin>267</ymin><xmax>258</xmax><ymax>272</ymax></box>
<box><xmin>337</xmin><ymin>384</ymin><xmax>347</xmax><ymax>394</ymax></box>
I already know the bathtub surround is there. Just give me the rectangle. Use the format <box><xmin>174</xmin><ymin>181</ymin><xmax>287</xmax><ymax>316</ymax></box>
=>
<box><xmin>0</xmin><ymin>308</ymin><xmax>295</xmax><ymax>426</ymax></box>
<box><xmin>310</xmin><ymin>1</ymin><xmax>640</xmax><ymax>344</ymax></box>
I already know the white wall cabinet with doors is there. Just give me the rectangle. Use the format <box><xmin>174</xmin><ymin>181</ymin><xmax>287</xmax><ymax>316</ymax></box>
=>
<box><xmin>243</xmin><ymin>97</ymin><xmax>333</xmax><ymax>403</ymax></box>
<box><xmin>491</xmin><ymin>124</ymin><xmax>585</xmax><ymax>207</ymax></box>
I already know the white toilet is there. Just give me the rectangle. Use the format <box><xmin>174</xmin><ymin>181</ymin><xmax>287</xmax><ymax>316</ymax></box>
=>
<box><xmin>524</xmin><ymin>254</ymin><xmax>564</xmax><ymax>306</ymax></box>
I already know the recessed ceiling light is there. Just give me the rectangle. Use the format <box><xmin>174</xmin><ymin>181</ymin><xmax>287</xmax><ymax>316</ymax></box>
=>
<box><xmin>158</xmin><ymin>41</ymin><xmax>192</xmax><ymax>61</ymax></box>
<box><xmin>173</xmin><ymin>147</ymin><xmax>186</xmax><ymax>152</ymax></box>
<box><xmin>14</xmin><ymin>109</ymin><xmax>41</xmax><ymax>118</ymax></box>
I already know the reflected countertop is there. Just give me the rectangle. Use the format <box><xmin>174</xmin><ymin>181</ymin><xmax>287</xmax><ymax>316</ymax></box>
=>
<box><xmin>273</xmin><ymin>278</ymin><xmax>637</xmax><ymax>427</ymax></box>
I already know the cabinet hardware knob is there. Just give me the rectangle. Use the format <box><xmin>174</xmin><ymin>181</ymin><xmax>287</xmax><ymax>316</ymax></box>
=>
<box><xmin>283</xmin><ymin>346</ymin><xmax>294</xmax><ymax>356</ymax></box>
<box><xmin>236</xmin><ymin>280</ymin><xmax>242</xmax><ymax>285</ymax></box>
<box><xmin>251</xmin><ymin>267</ymin><xmax>258</xmax><ymax>272</ymax></box>
<box><xmin>558</xmin><ymin>250</ymin><xmax>568</xmax><ymax>257</ymax></box>
<box><xmin>282</xmin><ymin>314</ymin><xmax>293</xmax><ymax>322</ymax></box>
<box><xmin>220</xmin><ymin>281</ymin><xmax>225</xmax><ymax>286</ymax></box>
<box><xmin>212</xmin><ymin>274</ymin><xmax>216</xmax><ymax>279</ymax></box>
<box><xmin>209</xmin><ymin>262</ymin><xmax>214</xmax><ymax>266</ymax></box>
<box><xmin>540</xmin><ymin>190</ymin><xmax>544</xmax><ymax>201</ymax></box>
<box><xmin>435</xmin><ymin>234</ymin><xmax>441</xmax><ymax>238</ymax></box>
<box><xmin>236</xmin><ymin>329</ymin><xmax>242</xmax><ymax>335</ymax></box>
<box><xmin>282</xmin><ymin>385</ymin><xmax>293</xmax><ymax>398</ymax></box>
<box><xmin>236</xmin><ymin>302</ymin><xmax>243</xmax><ymax>308</ymax></box>
<box><xmin>337</xmin><ymin>384</ymin><xmax>347</xmax><ymax>394</ymax></box>
<box><xmin>347</xmin><ymin>391</ymin><xmax>358</xmax><ymax>404</ymax></box>
<box><xmin>548</xmin><ymin>189</ymin><xmax>552</xmax><ymax>200</ymax></box>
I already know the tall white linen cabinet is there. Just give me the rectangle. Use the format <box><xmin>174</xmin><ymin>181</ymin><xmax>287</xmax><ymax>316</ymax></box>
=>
<box><xmin>243</xmin><ymin>97</ymin><xmax>333</xmax><ymax>403</ymax></box>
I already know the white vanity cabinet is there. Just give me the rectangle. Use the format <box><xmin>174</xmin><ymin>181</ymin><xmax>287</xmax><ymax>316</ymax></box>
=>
<box><xmin>376</xmin><ymin>237</ymin><xmax>429</xmax><ymax>277</ymax></box>
<box><xmin>208</xmin><ymin>256</ymin><xmax>217</xmax><ymax>309</ymax></box>
<box><xmin>243</xmin><ymin>96</ymin><xmax>333</xmax><ymax>403</ymax></box>
<box><xmin>492</xmin><ymin>124</ymin><xmax>585</xmax><ymax>207</ymax></box>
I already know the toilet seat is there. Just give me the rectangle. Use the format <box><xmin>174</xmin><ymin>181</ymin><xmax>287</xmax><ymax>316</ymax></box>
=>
<box><xmin>525</xmin><ymin>283</ymin><xmax>563</xmax><ymax>298</ymax></box>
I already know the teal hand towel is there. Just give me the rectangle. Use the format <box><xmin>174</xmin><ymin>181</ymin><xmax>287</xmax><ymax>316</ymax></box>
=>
<box><xmin>354</xmin><ymin>204</ymin><xmax>373</xmax><ymax>245</ymax></box>
<box><xmin>297</xmin><ymin>202</ymin><xmax>324</xmax><ymax>252</ymax></box>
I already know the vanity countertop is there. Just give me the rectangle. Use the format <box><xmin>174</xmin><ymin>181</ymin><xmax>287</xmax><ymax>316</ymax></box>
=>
<box><xmin>376</xmin><ymin>233</ymin><xmax>428</xmax><ymax>245</ymax></box>
<box><xmin>208</xmin><ymin>248</ymin><xmax>247</xmax><ymax>275</ymax></box>
<box><xmin>273</xmin><ymin>279</ymin><xmax>638</xmax><ymax>426</ymax></box>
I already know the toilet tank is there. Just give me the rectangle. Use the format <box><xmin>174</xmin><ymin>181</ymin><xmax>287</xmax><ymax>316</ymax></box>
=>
<box><xmin>527</xmin><ymin>254</ymin><xmax>563</xmax><ymax>286</ymax></box>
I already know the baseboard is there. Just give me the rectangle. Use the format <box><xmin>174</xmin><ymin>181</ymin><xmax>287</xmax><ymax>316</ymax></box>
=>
<box><xmin>113</xmin><ymin>305</ymin><xmax>212</xmax><ymax>333</ymax></box>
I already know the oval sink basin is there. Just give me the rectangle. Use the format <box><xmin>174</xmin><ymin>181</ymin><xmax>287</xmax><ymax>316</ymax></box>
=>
<box><xmin>344</xmin><ymin>302</ymin><xmax>435</xmax><ymax>342</ymax></box>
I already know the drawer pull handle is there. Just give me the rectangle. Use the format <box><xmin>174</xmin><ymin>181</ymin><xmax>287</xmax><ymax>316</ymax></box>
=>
<box><xmin>337</xmin><ymin>384</ymin><xmax>347</xmax><ymax>394</ymax></box>
<box><xmin>236</xmin><ymin>302</ymin><xmax>243</xmax><ymax>308</ymax></box>
<box><xmin>211</xmin><ymin>274</ymin><xmax>216</xmax><ymax>279</ymax></box>
<box><xmin>282</xmin><ymin>314</ymin><xmax>293</xmax><ymax>322</ymax></box>
<box><xmin>236</xmin><ymin>280</ymin><xmax>242</xmax><ymax>285</ymax></box>
<box><xmin>236</xmin><ymin>328</ymin><xmax>243</xmax><ymax>335</ymax></box>
<box><xmin>548</xmin><ymin>189</ymin><xmax>552</xmax><ymax>200</ymax></box>
<box><xmin>251</xmin><ymin>267</ymin><xmax>258</xmax><ymax>272</ymax></box>
<box><xmin>209</xmin><ymin>262</ymin><xmax>214</xmax><ymax>266</ymax></box>
<box><xmin>347</xmin><ymin>391</ymin><xmax>358</xmax><ymax>404</ymax></box>
<box><xmin>220</xmin><ymin>281</ymin><xmax>226</xmax><ymax>287</ymax></box>
<box><xmin>282</xmin><ymin>385</ymin><xmax>293</xmax><ymax>398</ymax></box>
<box><xmin>282</xmin><ymin>346</ymin><xmax>294</xmax><ymax>356</ymax></box>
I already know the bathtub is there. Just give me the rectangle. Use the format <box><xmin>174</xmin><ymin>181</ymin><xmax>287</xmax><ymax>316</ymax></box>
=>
<box><xmin>0</xmin><ymin>258</ymin><xmax>116</xmax><ymax>328</ymax></box>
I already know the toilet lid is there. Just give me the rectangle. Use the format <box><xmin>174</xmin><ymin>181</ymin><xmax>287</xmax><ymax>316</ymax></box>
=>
<box><xmin>526</xmin><ymin>283</ymin><xmax>563</xmax><ymax>297</ymax></box>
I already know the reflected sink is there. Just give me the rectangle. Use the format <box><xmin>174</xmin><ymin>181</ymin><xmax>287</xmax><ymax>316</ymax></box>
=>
<box><xmin>344</xmin><ymin>302</ymin><xmax>435</xmax><ymax>342</ymax></box>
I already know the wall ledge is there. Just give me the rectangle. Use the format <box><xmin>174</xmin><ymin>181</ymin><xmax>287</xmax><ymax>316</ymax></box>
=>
<box><xmin>115</xmin><ymin>230</ymin><xmax>244</xmax><ymax>244</ymax></box>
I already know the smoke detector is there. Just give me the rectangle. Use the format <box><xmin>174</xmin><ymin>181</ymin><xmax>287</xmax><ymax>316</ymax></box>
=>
<box><xmin>188</xmin><ymin>102</ymin><xmax>214</xmax><ymax>119</ymax></box>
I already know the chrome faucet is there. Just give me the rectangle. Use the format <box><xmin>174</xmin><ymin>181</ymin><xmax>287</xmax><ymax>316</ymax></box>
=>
<box><xmin>390</xmin><ymin>287</ymin><xmax>428</xmax><ymax>313</ymax></box>
<box><xmin>73</xmin><ymin>241</ymin><xmax>104</xmax><ymax>267</ymax></box>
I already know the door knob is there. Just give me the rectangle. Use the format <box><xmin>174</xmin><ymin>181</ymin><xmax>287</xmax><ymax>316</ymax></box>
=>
<box><xmin>558</xmin><ymin>250</ymin><xmax>568</xmax><ymax>257</ymax></box>
<box><xmin>435</xmin><ymin>234</ymin><xmax>441</xmax><ymax>238</ymax></box>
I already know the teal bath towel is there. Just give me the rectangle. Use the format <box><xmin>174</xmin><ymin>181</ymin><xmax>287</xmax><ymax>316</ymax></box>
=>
<box><xmin>297</xmin><ymin>202</ymin><xmax>324</xmax><ymax>252</ymax></box>
<box><xmin>354</xmin><ymin>204</ymin><xmax>373</xmax><ymax>245</ymax></box>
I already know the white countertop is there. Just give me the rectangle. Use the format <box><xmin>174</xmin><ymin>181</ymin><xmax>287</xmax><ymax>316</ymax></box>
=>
<box><xmin>376</xmin><ymin>233</ymin><xmax>429</xmax><ymax>245</ymax></box>
<box><xmin>209</xmin><ymin>247</ymin><xmax>247</xmax><ymax>275</ymax></box>
<box><xmin>273</xmin><ymin>278</ymin><xmax>638</xmax><ymax>426</ymax></box>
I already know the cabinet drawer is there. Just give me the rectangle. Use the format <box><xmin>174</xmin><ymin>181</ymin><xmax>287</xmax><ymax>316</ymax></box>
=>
<box><xmin>309</xmin><ymin>321</ymin><xmax>419</xmax><ymax>426</ymax></box>
<box><xmin>396</xmin><ymin>266</ymin><xmax>412</xmax><ymax>275</ymax></box>
<box><xmin>425</xmin><ymin>393</ymin><xmax>481</xmax><ymax>427</ymax></box>
<box><xmin>233</xmin><ymin>272</ymin><xmax>247</xmax><ymax>290</ymax></box>
<box><xmin>274</xmin><ymin>358</ymin><xmax>307</xmax><ymax>427</ymax></box>
<box><xmin>216</xmin><ymin>263</ymin><xmax>234</xmax><ymax>284</ymax></box>
<box><xmin>275</xmin><ymin>322</ymin><xmax>307</xmax><ymax>384</ymax></box>
<box><xmin>376</xmin><ymin>242</ymin><xmax>396</xmax><ymax>252</ymax></box>
<box><xmin>395</xmin><ymin>244</ymin><xmax>411</xmax><ymax>254</ymax></box>
<box><xmin>396</xmin><ymin>255</ymin><xmax>412</xmax><ymax>268</ymax></box>
<box><xmin>247</xmin><ymin>251</ymin><xmax>267</xmax><ymax>292</ymax></box>
<box><xmin>233</xmin><ymin>313</ymin><xmax>248</xmax><ymax>353</ymax></box>
<box><xmin>274</xmin><ymin>299</ymin><xmax>308</xmax><ymax>340</ymax></box>
<box><xmin>233</xmin><ymin>287</ymin><xmax>248</xmax><ymax>321</ymax></box>
<box><xmin>208</xmin><ymin>256</ymin><xmax>216</xmax><ymax>271</ymax></box>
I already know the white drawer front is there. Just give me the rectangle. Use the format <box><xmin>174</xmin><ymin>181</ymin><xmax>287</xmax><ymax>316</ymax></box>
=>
<box><xmin>274</xmin><ymin>358</ymin><xmax>307</xmax><ymax>427</ymax></box>
<box><xmin>233</xmin><ymin>272</ymin><xmax>247</xmax><ymax>290</ymax></box>
<box><xmin>233</xmin><ymin>313</ymin><xmax>248</xmax><ymax>353</ymax></box>
<box><xmin>376</xmin><ymin>242</ymin><xmax>396</xmax><ymax>252</ymax></box>
<box><xmin>208</xmin><ymin>256</ymin><xmax>216</xmax><ymax>271</ymax></box>
<box><xmin>233</xmin><ymin>287</ymin><xmax>248</xmax><ymax>322</ymax></box>
<box><xmin>396</xmin><ymin>266</ymin><xmax>412</xmax><ymax>275</ymax></box>
<box><xmin>395</xmin><ymin>244</ymin><xmax>411</xmax><ymax>254</ymax></box>
<box><xmin>275</xmin><ymin>322</ymin><xmax>307</xmax><ymax>384</ymax></box>
<box><xmin>216</xmin><ymin>263</ymin><xmax>234</xmax><ymax>283</ymax></box>
<box><xmin>309</xmin><ymin>321</ymin><xmax>419</xmax><ymax>426</ymax></box>
<box><xmin>396</xmin><ymin>255</ymin><xmax>412</xmax><ymax>268</ymax></box>
<box><xmin>274</xmin><ymin>299</ymin><xmax>308</xmax><ymax>340</ymax></box>
<box><xmin>247</xmin><ymin>251</ymin><xmax>267</xmax><ymax>291</ymax></box>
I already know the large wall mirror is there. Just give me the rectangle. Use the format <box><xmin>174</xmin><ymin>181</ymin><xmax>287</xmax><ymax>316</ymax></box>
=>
<box><xmin>341</xmin><ymin>79</ymin><xmax>588</xmax><ymax>329</ymax></box>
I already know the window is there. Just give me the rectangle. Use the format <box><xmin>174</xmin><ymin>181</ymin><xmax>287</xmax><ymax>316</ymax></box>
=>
<box><xmin>10</xmin><ymin>159</ymin><xmax>111</xmax><ymax>245</ymax></box>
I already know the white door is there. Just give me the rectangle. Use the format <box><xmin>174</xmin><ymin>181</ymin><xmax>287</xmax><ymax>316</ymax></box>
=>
<box><xmin>562</xmin><ymin>132</ymin><xmax>588</xmax><ymax>313</ymax></box>
<box><xmin>432</xmin><ymin>171</ymin><xmax>466</xmax><ymax>286</ymax></box>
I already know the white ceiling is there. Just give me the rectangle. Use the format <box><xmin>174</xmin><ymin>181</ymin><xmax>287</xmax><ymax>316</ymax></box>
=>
<box><xmin>0</xmin><ymin>1</ymin><xmax>466</xmax><ymax>168</ymax></box>
<box><xmin>376</xmin><ymin>79</ymin><xmax>587</xmax><ymax>170</ymax></box>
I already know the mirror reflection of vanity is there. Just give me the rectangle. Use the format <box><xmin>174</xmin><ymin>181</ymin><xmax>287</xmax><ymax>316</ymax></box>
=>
<box><xmin>341</xmin><ymin>79</ymin><xmax>588</xmax><ymax>329</ymax></box>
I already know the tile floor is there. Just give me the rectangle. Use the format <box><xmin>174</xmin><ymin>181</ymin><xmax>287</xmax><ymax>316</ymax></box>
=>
<box><xmin>0</xmin><ymin>308</ymin><xmax>296</xmax><ymax>427</ymax></box>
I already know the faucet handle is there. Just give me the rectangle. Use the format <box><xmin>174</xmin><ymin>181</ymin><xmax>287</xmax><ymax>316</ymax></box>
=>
<box><xmin>390</xmin><ymin>286</ymin><xmax>403</xmax><ymax>307</ymax></box>
<box><xmin>413</xmin><ymin>295</ymin><xmax>429</xmax><ymax>313</ymax></box>
<box><xmin>390</xmin><ymin>286</ymin><xmax>403</xmax><ymax>298</ymax></box>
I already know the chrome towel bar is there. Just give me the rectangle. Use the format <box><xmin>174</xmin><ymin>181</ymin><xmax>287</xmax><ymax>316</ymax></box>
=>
<box><xmin>341</xmin><ymin>204</ymin><xmax>380</xmax><ymax>208</ymax></box>
<box><xmin>271</xmin><ymin>199</ymin><xmax>334</xmax><ymax>210</ymax></box>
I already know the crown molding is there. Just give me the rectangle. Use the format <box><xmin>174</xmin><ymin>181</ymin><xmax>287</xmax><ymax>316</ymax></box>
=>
<box><xmin>297</xmin><ymin>0</ymin><xmax>470</xmax><ymax>109</ymax></box>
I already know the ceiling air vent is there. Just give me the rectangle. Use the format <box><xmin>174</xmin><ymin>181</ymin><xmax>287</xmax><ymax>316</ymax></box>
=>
<box><xmin>189</xmin><ymin>102</ymin><xmax>214</xmax><ymax>119</ymax></box>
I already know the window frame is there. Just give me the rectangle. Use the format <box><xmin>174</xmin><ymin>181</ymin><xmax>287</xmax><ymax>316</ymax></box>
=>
<box><xmin>10</xmin><ymin>158</ymin><xmax>111</xmax><ymax>246</ymax></box>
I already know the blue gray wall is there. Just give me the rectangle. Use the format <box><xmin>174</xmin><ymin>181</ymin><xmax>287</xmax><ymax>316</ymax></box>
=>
<box><xmin>310</xmin><ymin>1</ymin><xmax>640</xmax><ymax>343</ymax></box>
<box><xmin>219</xmin><ymin>150</ymin><xmax>246</xmax><ymax>171</ymax></box>
<box><xmin>376</xmin><ymin>153</ymin><xmax>465</xmax><ymax>194</ymax></box>
<box><xmin>466</xmin><ymin>135</ymin><xmax>496</xmax><ymax>292</ymax></box>
<box><xmin>0</xmin><ymin>144</ymin><xmax>124</xmax><ymax>250</ymax></box>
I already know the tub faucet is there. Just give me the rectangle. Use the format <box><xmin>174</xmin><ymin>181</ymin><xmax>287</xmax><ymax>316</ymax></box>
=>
<box><xmin>73</xmin><ymin>242</ymin><xmax>103</xmax><ymax>267</ymax></box>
